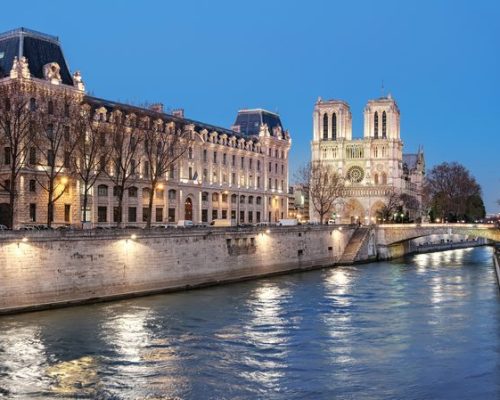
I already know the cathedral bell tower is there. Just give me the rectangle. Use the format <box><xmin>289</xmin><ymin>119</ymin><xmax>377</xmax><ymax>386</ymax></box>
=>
<box><xmin>363</xmin><ymin>94</ymin><xmax>400</xmax><ymax>140</ymax></box>
<box><xmin>313</xmin><ymin>98</ymin><xmax>352</xmax><ymax>142</ymax></box>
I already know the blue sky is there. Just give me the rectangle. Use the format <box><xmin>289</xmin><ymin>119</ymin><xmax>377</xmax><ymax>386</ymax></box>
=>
<box><xmin>3</xmin><ymin>0</ymin><xmax>499</xmax><ymax>212</ymax></box>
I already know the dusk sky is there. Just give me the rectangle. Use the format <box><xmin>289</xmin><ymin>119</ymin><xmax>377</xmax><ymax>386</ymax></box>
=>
<box><xmin>3</xmin><ymin>0</ymin><xmax>499</xmax><ymax>212</ymax></box>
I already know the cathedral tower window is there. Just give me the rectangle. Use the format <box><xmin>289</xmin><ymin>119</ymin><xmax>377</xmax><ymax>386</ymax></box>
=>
<box><xmin>382</xmin><ymin>111</ymin><xmax>387</xmax><ymax>138</ymax></box>
<box><xmin>332</xmin><ymin>113</ymin><xmax>337</xmax><ymax>140</ymax></box>
<box><xmin>374</xmin><ymin>174</ymin><xmax>379</xmax><ymax>185</ymax></box>
<box><xmin>323</xmin><ymin>113</ymin><xmax>328</xmax><ymax>139</ymax></box>
<box><xmin>381</xmin><ymin>172</ymin><xmax>387</xmax><ymax>185</ymax></box>
<box><xmin>374</xmin><ymin>111</ymin><xmax>379</xmax><ymax>138</ymax></box>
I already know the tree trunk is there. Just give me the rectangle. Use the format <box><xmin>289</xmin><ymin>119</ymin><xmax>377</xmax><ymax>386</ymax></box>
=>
<box><xmin>47</xmin><ymin>180</ymin><xmax>54</xmax><ymax>227</ymax></box>
<box><xmin>146</xmin><ymin>181</ymin><xmax>156</xmax><ymax>229</ymax></box>
<box><xmin>8</xmin><ymin>174</ymin><xmax>15</xmax><ymax>228</ymax></box>
<box><xmin>117</xmin><ymin>189</ymin><xmax>124</xmax><ymax>227</ymax></box>
<box><xmin>82</xmin><ymin>185</ymin><xmax>89</xmax><ymax>224</ymax></box>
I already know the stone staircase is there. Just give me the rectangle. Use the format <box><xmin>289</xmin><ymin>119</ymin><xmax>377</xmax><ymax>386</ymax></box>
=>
<box><xmin>339</xmin><ymin>227</ymin><xmax>372</xmax><ymax>265</ymax></box>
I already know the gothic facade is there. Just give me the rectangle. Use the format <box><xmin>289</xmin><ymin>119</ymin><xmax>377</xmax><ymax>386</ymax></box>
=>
<box><xmin>0</xmin><ymin>28</ymin><xmax>290</xmax><ymax>228</ymax></box>
<box><xmin>310</xmin><ymin>95</ymin><xmax>424</xmax><ymax>223</ymax></box>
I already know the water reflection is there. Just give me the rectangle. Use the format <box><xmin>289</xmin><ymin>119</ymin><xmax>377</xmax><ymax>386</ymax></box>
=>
<box><xmin>0</xmin><ymin>325</ymin><xmax>49</xmax><ymax>397</ymax></box>
<box><xmin>240</xmin><ymin>282</ymin><xmax>291</xmax><ymax>391</ymax></box>
<box><xmin>0</xmin><ymin>247</ymin><xmax>498</xmax><ymax>399</ymax></box>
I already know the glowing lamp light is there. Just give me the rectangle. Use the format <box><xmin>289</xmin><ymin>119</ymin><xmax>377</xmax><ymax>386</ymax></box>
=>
<box><xmin>265</xmin><ymin>229</ymin><xmax>271</xmax><ymax>234</ymax></box>
<box><xmin>130</xmin><ymin>234</ymin><xmax>137</xmax><ymax>240</ymax></box>
<box><xmin>61</xmin><ymin>177</ymin><xmax>68</xmax><ymax>185</ymax></box>
<box><xmin>22</xmin><ymin>237</ymin><xmax>28</xmax><ymax>242</ymax></box>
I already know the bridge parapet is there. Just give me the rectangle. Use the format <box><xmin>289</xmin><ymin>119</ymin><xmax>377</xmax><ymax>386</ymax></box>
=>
<box><xmin>376</xmin><ymin>223</ymin><xmax>499</xmax><ymax>246</ymax></box>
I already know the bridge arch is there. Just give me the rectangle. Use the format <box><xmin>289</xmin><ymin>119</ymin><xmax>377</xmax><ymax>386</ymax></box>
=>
<box><xmin>377</xmin><ymin>224</ymin><xmax>500</xmax><ymax>246</ymax></box>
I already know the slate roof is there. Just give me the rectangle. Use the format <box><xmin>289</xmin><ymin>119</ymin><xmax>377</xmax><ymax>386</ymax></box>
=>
<box><xmin>0</xmin><ymin>27</ymin><xmax>73</xmax><ymax>85</ymax></box>
<box><xmin>84</xmin><ymin>95</ymin><xmax>258</xmax><ymax>143</ymax></box>
<box><xmin>233</xmin><ymin>109</ymin><xmax>283</xmax><ymax>136</ymax></box>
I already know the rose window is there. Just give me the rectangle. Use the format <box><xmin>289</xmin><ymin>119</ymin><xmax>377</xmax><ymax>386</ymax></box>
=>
<box><xmin>347</xmin><ymin>166</ymin><xmax>364</xmax><ymax>183</ymax></box>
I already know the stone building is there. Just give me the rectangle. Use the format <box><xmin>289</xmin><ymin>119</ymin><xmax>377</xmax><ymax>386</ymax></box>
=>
<box><xmin>0</xmin><ymin>28</ymin><xmax>290</xmax><ymax>228</ymax></box>
<box><xmin>310</xmin><ymin>95</ymin><xmax>424</xmax><ymax>224</ymax></box>
<box><xmin>288</xmin><ymin>184</ymin><xmax>310</xmax><ymax>222</ymax></box>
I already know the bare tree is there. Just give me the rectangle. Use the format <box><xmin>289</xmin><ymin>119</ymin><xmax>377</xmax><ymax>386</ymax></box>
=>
<box><xmin>72</xmin><ymin>105</ymin><xmax>108</xmax><ymax>225</ymax></box>
<box><xmin>31</xmin><ymin>95</ymin><xmax>82</xmax><ymax>227</ymax></box>
<box><xmin>143</xmin><ymin>121</ymin><xmax>191</xmax><ymax>229</ymax></box>
<box><xmin>0</xmin><ymin>85</ymin><xmax>35</xmax><ymax>227</ymax></box>
<box><xmin>298</xmin><ymin>161</ymin><xmax>344</xmax><ymax>224</ymax></box>
<box><xmin>103</xmin><ymin>110</ymin><xmax>143</xmax><ymax>227</ymax></box>
<box><xmin>376</xmin><ymin>191</ymin><xmax>402</xmax><ymax>222</ymax></box>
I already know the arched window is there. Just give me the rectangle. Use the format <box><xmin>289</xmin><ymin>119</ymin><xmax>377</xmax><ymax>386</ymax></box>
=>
<box><xmin>128</xmin><ymin>186</ymin><xmax>138</xmax><ymax>197</ymax></box>
<box><xmin>240</xmin><ymin>195</ymin><xmax>245</xmax><ymax>204</ymax></box>
<box><xmin>202</xmin><ymin>191</ymin><xmax>209</xmax><ymax>202</ymax></box>
<box><xmin>256</xmin><ymin>196</ymin><xmax>262</xmax><ymax>205</ymax></box>
<box><xmin>188</xmin><ymin>147</ymin><xmax>193</xmax><ymax>159</ymax></box>
<box><xmin>248</xmin><ymin>196</ymin><xmax>254</xmax><ymax>204</ymax></box>
<box><xmin>332</xmin><ymin>113</ymin><xmax>337</xmax><ymax>140</ymax></box>
<box><xmin>29</xmin><ymin>98</ymin><xmax>36</xmax><ymax>111</ymax></box>
<box><xmin>97</xmin><ymin>184</ymin><xmax>108</xmax><ymax>196</ymax></box>
<box><xmin>382</xmin><ymin>111</ymin><xmax>387</xmax><ymax>138</ymax></box>
<box><xmin>323</xmin><ymin>113</ymin><xmax>328</xmax><ymax>139</ymax></box>
<box><xmin>231</xmin><ymin>194</ymin><xmax>237</xmax><ymax>204</ymax></box>
<box><xmin>168</xmin><ymin>189</ymin><xmax>176</xmax><ymax>200</ymax></box>
<box><xmin>381</xmin><ymin>172</ymin><xmax>387</xmax><ymax>185</ymax></box>
<box><xmin>143</xmin><ymin>187</ymin><xmax>151</xmax><ymax>199</ymax></box>
<box><xmin>374</xmin><ymin>174</ymin><xmax>379</xmax><ymax>185</ymax></box>
<box><xmin>48</xmin><ymin>100</ymin><xmax>54</xmax><ymax>115</ymax></box>
<box><xmin>212</xmin><ymin>193</ymin><xmax>219</xmax><ymax>202</ymax></box>
<box><xmin>374</xmin><ymin>111</ymin><xmax>379</xmax><ymax>138</ymax></box>
<box><xmin>5</xmin><ymin>98</ymin><xmax>10</xmax><ymax>111</ymax></box>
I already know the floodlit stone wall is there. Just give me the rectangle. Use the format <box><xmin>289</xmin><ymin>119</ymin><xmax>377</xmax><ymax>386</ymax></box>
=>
<box><xmin>0</xmin><ymin>225</ymin><xmax>355</xmax><ymax>313</ymax></box>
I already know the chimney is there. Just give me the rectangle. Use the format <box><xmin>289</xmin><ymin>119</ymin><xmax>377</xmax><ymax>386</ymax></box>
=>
<box><xmin>172</xmin><ymin>108</ymin><xmax>184</xmax><ymax>118</ymax></box>
<box><xmin>149</xmin><ymin>103</ymin><xmax>164</xmax><ymax>113</ymax></box>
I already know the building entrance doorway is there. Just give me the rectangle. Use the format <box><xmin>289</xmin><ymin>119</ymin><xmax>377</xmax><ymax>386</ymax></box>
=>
<box><xmin>184</xmin><ymin>198</ymin><xmax>193</xmax><ymax>221</ymax></box>
<box><xmin>0</xmin><ymin>203</ymin><xmax>11</xmax><ymax>228</ymax></box>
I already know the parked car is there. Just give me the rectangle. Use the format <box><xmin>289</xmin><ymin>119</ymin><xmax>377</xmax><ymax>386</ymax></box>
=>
<box><xmin>0</xmin><ymin>224</ymin><xmax>9</xmax><ymax>231</ymax></box>
<box><xmin>177</xmin><ymin>220</ymin><xmax>194</xmax><ymax>228</ymax></box>
<box><xmin>327</xmin><ymin>219</ymin><xmax>337</xmax><ymax>225</ymax></box>
<box><xmin>277</xmin><ymin>219</ymin><xmax>298</xmax><ymax>226</ymax></box>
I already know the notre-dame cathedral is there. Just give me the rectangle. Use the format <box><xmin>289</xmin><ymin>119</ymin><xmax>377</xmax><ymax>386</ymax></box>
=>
<box><xmin>310</xmin><ymin>94</ymin><xmax>425</xmax><ymax>224</ymax></box>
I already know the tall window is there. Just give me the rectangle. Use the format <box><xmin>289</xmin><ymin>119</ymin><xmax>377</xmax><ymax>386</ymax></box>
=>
<box><xmin>323</xmin><ymin>113</ymin><xmax>328</xmax><ymax>139</ymax></box>
<box><xmin>4</xmin><ymin>147</ymin><xmax>11</xmax><ymax>165</ymax></box>
<box><xmin>332</xmin><ymin>113</ymin><xmax>337</xmax><ymax>140</ymax></box>
<box><xmin>374</xmin><ymin>111</ymin><xmax>379</xmax><ymax>138</ymax></box>
<box><xmin>29</xmin><ymin>147</ymin><xmax>37</xmax><ymax>165</ymax></box>
<box><xmin>382</xmin><ymin>111</ymin><xmax>387</xmax><ymax>138</ymax></box>
<box><xmin>47</xmin><ymin>100</ymin><xmax>54</xmax><ymax>115</ymax></box>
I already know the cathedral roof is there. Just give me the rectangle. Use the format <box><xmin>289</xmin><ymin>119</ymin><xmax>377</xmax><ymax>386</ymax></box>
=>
<box><xmin>403</xmin><ymin>154</ymin><xmax>419</xmax><ymax>171</ymax></box>
<box><xmin>0</xmin><ymin>27</ymin><xmax>73</xmax><ymax>85</ymax></box>
<box><xmin>233</xmin><ymin>109</ymin><xmax>284</xmax><ymax>136</ymax></box>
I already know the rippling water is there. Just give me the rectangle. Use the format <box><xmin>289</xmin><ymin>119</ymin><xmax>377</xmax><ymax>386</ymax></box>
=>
<box><xmin>0</xmin><ymin>247</ymin><xmax>499</xmax><ymax>399</ymax></box>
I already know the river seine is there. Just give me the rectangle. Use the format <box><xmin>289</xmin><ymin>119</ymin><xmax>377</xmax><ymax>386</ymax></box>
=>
<box><xmin>0</xmin><ymin>246</ymin><xmax>499</xmax><ymax>399</ymax></box>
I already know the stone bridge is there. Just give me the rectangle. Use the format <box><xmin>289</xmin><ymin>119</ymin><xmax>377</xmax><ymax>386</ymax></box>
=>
<box><xmin>376</xmin><ymin>223</ymin><xmax>500</xmax><ymax>246</ymax></box>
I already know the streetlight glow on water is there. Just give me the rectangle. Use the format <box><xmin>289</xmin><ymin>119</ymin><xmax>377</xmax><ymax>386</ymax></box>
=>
<box><xmin>0</xmin><ymin>247</ymin><xmax>498</xmax><ymax>399</ymax></box>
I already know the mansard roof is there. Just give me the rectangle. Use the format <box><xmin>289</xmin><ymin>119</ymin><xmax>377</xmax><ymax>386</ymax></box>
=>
<box><xmin>0</xmin><ymin>27</ymin><xmax>73</xmax><ymax>85</ymax></box>
<box><xmin>233</xmin><ymin>109</ymin><xmax>284</xmax><ymax>136</ymax></box>
<box><xmin>84</xmin><ymin>95</ymin><xmax>258</xmax><ymax>142</ymax></box>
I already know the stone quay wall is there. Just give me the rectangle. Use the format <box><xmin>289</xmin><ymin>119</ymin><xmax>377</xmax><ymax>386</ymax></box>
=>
<box><xmin>0</xmin><ymin>225</ymin><xmax>355</xmax><ymax>314</ymax></box>
<box><xmin>494</xmin><ymin>246</ymin><xmax>500</xmax><ymax>290</ymax></box>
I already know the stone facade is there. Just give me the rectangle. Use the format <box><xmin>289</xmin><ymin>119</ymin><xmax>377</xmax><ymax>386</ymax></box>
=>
<box><xmin>310</xmin><ymin>95</ymin><xmax>425</xmax><ymax>224</ymax></box>
<box><xmin>0</xmin><ymin>28</ymin><xmax>290</xmax><ymax>228</ymax></box>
